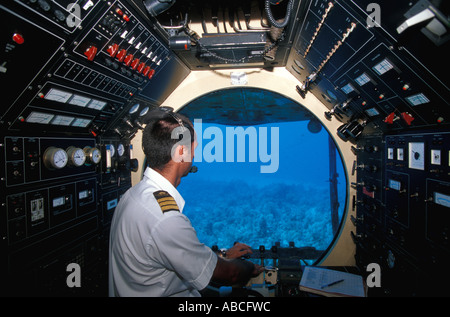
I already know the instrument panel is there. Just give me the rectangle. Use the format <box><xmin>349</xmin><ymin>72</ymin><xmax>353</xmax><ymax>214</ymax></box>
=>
<box><xmin>1</xmin><ymin>0</ymin><xmax>188</xmax><ymax>296</ymax></box>
<box><xmin>354</xmin><ymin>131</ymin><xmax>450</xmax><ymax>296</ymax></box>
<box><xmin>287</xmin><ymin>0</ymin><xmax>449</xmax><ymax>135</ymax></box>
<box><xmin>1</xmin><ymin>0</ymin><xmax>190</xmax><ymax>138</ymax></box>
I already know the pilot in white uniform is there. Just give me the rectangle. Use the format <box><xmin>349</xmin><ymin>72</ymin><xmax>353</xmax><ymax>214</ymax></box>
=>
<box><xmin>109</xmin><ymin>108</ymin><xmax>261</xmax><ymax>297</ymax></box>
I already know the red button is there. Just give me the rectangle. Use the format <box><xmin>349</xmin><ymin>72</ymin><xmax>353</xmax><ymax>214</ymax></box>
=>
<box><xmin>123</xmin><ymin>14</ymin><xmax>130</xmax><ymax>22</ymax></box>
<box><xmin>84</xmin><ymin>46</ymin><xmax>97</xmax><ymax>61</ymax></box>
<box><xmin>12</xmin><ymin>33</ymin><xmax>24</xmax><ymax>45</ymax></box>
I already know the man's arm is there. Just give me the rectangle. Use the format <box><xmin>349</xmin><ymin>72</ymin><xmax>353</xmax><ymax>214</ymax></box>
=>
<box><xmin>210</xmin><ymin>257</ymin><xmax>259</xmax><ymax>286</ymax></box>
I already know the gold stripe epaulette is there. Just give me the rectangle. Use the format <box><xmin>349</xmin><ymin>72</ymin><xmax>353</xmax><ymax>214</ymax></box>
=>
<box><xmin>153</xmin><ymin>190</ymin><xmax>180</xmax><ymax>213</ymax></box>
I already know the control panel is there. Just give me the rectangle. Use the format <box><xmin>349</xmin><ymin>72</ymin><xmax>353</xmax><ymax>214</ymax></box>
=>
<box><xmin>208</xmin><ymin>243</ymin><xmax>324</xmax><ymax>297</ymax></box>
<box><xmin>287</xmin><ymin>0</ymin><xmax>449</xmax><ymax>138</ymax></box>
<box><xmin>1</xmin><ymin>0</ymin><xmax>190</xmax><ymax>139</ymax></box>
<box><xmin>353</xmin><ymin>131</ymin><xmax>450</xmax><ymax>296</ymax></box>
<box><xmin>0</xmin><ymin>0</ymin><xmax>188</xmax><ymax>296</ymax></box>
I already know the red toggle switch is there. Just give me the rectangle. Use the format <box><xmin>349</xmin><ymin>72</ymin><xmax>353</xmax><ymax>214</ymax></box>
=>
<box><xmin>142</xmin><ymin>66</ymin><xmax>151</xmax><ymax>76</ymax></box>
<box><xmin>401</xmin><ymin>112</ymin><xmax>415</xmax><ymax>125</ymax></box>
<box><xmin>12</xmin><ymin>33</ymin><xmax>25</xmax><ymax>45</ymax></box>
<box><xmin>384</xmin><ymin>112</ymin><xmax>396</xmax><ymax>124</ymax></box>
<box><xmin>131</xmin><ymin>58</ymin><xmax>140</xmax><ymax>70</ymax></box>
<box><xmin>116</xmin><ymin>49</ymin><xmax>127</xmax><ymax>62</ymax></box>
<box><xmin>124</xmin><ymin>54</ymin><xmax>134</xmax><ymax>66</ymax></box>
<box><xmin>137</xmin><ymin>62</ymin><xmax>146</xmax><ymax>73</ymax></box>
<box><xmin>107</xmin><ymin>43</ymin><xmax>119</xmax><ymax>58</ymax></box>
<box><xmin>148</xmin><ymin>69</ymin><xmax>155</xmax><ymax>79</ymax></box>
<box><xmin>84</xmin><ymin>46</ymin><xmax>98</xmax><ymax>61</ymax></box>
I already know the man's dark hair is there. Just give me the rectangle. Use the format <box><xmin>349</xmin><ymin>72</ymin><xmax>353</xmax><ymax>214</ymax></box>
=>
<box><xmin>142</xmin><ymin>111</ymin><xmax>194</xmax><ymax>170</ymax></box>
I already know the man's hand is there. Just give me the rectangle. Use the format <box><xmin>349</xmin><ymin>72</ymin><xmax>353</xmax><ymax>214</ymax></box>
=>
<box><xmin>252</xmin><ymin>264</ymin><xmax>265</xmax><ymax>277</ymax></box>
<box><xmin>225</xmin><ymin>242</ymin><xmax>253</xmax><ymax>259</ymax></box>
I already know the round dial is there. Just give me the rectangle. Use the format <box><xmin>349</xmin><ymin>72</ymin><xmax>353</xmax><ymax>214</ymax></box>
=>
<box><xmin>108</xmin><ymin>144</ymin><xmax>115</xmax><ymax>157</ymax></box>
<box><xmin>139</xmin><ymin>106</ymin><xmax>149</xmax><ymax>117</ymax></box>
<box><xmin>117</xmin><ymin>143</ymin><xmax>125</xmax><ymax>157</ymax></box>
<box><xmin>83</xmin><ymin>146</ymin><xmax>102</xmax><ymax>165</ymax></box>
<box><xmin>66</xmin><ymin>146</ymin><xmax>86</xmax><ymax>167</ymax></box>
<box><xmin>43</xmin><ymin>147</ymin><xmax>68</xmax><ymax>169</ymax></box>
<box><xmin>129</xmin><ymin>103</ymin><xmax>140</xmax><ymax>114</ymax></box>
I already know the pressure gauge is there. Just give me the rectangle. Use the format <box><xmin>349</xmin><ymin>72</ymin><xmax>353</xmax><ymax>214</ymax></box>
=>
<box><xmin>66</xmin><ymin>146</ymin><xmax>86</xmax><ymax>167</ymax></box>
<box><xmin>117</xmin><ymin>143</ymin><xmax>125</xmax><ymax>157</ymax></box>
<box><xmin>43</xmin><ymin>147</ymin><xmax>68</xmax><ymax>169</ymax></box>
<box><xmin>83</xmin><ymin>146</ymin><xmax>102</xmax><ymax>165</ymax></box>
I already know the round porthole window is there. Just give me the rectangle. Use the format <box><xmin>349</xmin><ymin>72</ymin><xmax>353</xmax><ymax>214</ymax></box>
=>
<box><xmin>177</xmin><ymin>87</ymin><xmax>347</xmax><ymax>264</ymax></box>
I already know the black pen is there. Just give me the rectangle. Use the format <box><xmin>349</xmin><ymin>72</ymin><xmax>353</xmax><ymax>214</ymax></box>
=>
<box><xmin>321</xmin><ymin>279</ymin><xmax>344</xmax><ymax>289</ymax></box>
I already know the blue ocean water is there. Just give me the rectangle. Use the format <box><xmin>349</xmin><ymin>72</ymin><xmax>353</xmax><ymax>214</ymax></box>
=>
<box><xmin>177</xmin><ymin>120</ymin><xmax>346</xmax><ymax>259</ymax></box>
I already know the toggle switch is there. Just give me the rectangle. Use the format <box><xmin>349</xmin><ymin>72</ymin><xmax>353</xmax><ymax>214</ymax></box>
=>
<box><xmin>124</xmin><ymin>53</ymin><xmax>133</xmax><ymax>66</ymax></box>
<box><xmin>130</xmin><ymin>58</ymin><xmax>140</xmax><ymax>70</ymax></box>
<box><xmin>116</xmin><ymin>49</ymin><xmax>127</xmax><ymax>62</ymax></box>
<box><xmin>137</xmin><ymin>62</ymin><xmax>146</xmax><ymax>73</ymax></box>
<box><xmin>84</xmin><ymin>46</ymin><xmax>97</xmax><ymax>61</ymax></box>
<box><xmin>107</xmin><ymin>43</ymin><xmax>119</xmax><ymax>58</ymax></box>
<box><xmin>12</xmin><ymin>33</ymin><xmax>25</xmax><ymax>45</ymax></box>
<box><xmin>147</xmin><ymin>68</ymin><xmax>155</xmax><ymax>79</ymax></box>
<box><xmin>142</xmin><ymin>66</ymin><xmax>151</xmax><ymax>76</ymax></box>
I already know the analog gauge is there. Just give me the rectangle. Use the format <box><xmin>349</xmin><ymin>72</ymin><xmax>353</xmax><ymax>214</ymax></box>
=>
<box><xmin>66</xmin><ymin>146</ymin><xmax>86</xmax><ymax>167</ymax></box>
<box><xmin>26</xmin><ymin>111</ymin><xmax>54</xmax><ymax>124</ymax></box>
<box><xmin>117</xmin><ymin>143</ymin><xmax>125</xmax><ymax>157</ymax></box>
<box><xmin>43</xmin><ymin>147</ymin><xmax>68</xmax><ymax>169</ymax></box>
<box><xmin>83</xmin><ymin>146</ymin><xmax>102</xmax><ymax>165</ymax></box>
<box><xmin>139</xmin><ymin>106</ymin><xmax>149</xmax><ymax>117</ymax></box>
<box><xmin>129</xmin><ymin>103</ymin><xmax>140</xmax><ymax>114</ymax></box>
<box><xmin>107</xmin><ymin>144</ymin><xmax>115</xmax><ymax>157</ymax></box>
<box><xmin>44</xmin><ymin>88</ymin><xmax>73</xmax><ymax>103</ymax></box>
<box><xmin>408</xmin><ymin>142</ymin><xmax>425</xmax><ymax>170</ymax></box>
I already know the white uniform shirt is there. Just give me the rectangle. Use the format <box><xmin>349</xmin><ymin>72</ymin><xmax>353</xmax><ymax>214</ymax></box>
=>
<box><xmin>108</xmin><ymin>167</ymin><xmax>217</xmax><ymax>297</ymax></box>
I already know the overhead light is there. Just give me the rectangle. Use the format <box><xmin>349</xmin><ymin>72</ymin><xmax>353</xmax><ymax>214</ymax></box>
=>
<box><xmin>143</xmin><ymin>0</ymin><xmax>176</xmax><ymax>17</ymax></box>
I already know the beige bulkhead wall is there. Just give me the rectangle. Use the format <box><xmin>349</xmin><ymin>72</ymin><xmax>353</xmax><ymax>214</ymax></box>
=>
<box><xmin>131</xmin><ymin>67</ymin><xmax>356</xmax><ymax>266</ymax></box>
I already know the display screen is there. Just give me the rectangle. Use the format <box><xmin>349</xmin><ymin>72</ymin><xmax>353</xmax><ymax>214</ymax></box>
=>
<box><xmin>71</xmin><ymin>118</ymin><xmax>91</xmax><ymax>127</ymax></box>
<box><xmin>406</xmin><ymin>93</ymin><xmax>430</xmax><ymax>106</ymax></box>
<box><xmin>434</xmin><ymin>192</ymin><xmax>450</xmax><ymax>208</ymax></box>
<box><xmin>26</xmin><ymin>111</ymin><xmax>54</xmax><ymax>124</ymax></box>
<box><xmin>373</xmin><ymin>58</ymin><xmax>394</xmax><ymax>75</ymax></box>
<box><xmin>44</xmin><ymin>88</ymin><xmax>72</xmax><ymax>103</ymax></box>
<box><xmin>51</xmin><ymin>115</ymin><xmax>75</xmax><ymax>126</ymax></box>
<box><xmin>365</xmin><ymin>107</ymin><xmax>379</xmax><ymax>117</ymax></box>
<box><xmin>341</xmin><ymin>83</ymin><xmax>355</xmax><ymax>94</ymax></box>
<box><xmin>69</xmin><ymin>95</ymin><xmax>91</xmax><ymax>107</ymax></box>
<box><xmin>79</xmin><ymin>190</ymin><xmax>88</xmax><ymax>200</ymax></box>
<box><xmin>388</xmin><ymin>179</ymin><xmax>401</xmax><ymax>191</ymax></box>
<box><xmin>53</xmin><ymin>196</ymin><xmax>65</xmax><ymax>207</ymax></box>
<box><xmin>88</xmin><ymin>99</ymin><xmax>107</xmax><ymax>110</ymax></box>
<box><xmin>355</xmin><ymin>73</ymin><xmax>371</xmax><ymax>86</ymax></box>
